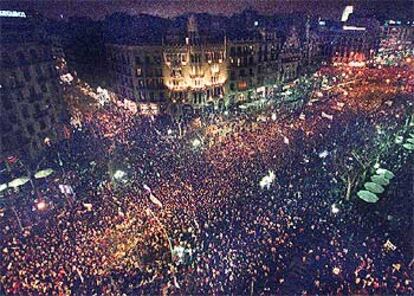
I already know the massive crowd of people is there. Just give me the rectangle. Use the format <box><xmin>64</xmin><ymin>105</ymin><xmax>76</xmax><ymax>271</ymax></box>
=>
<box><xmin>0</xmin><ymin>63</ymin><xmax>413</xmax><ymax>295</ymax></box>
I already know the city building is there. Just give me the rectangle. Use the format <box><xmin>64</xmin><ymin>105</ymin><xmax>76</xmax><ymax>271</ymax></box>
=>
<box><xmin>106</xmin><ymin>13</ymin><xmax>320</xmax><ymax>116</ymax></box>
<box><xmin>317</xmin><ymin>7</ymin><xmax>381</xmax><ymax>65</ymax></box>
<box><xmin>379</xmin><ymin>20</ymin><xmax>414</xmax><ymax>55</ymax></box>
<box><xmin>226</xmin><ymin>27</ymin><xmax>285</xmax><ymax>106</ymax></box>
<box><xmin>162</xmin><ymin>15</ymin><xmax>228</xmax><ymax>116</ymax></box>
<box><xmin>0</xmin><ymin>11</ymin><xmax>65</xmax><ymax>160</ymax></box>
<box><xmin>107</xmin><ymin>15</ymin><xmax>228</xmax><ymax>117</ymax></box>
<box><xmin>106</xmin><ymin>44</ymin><xmax>166</xmax><ymax>116</ymax></box>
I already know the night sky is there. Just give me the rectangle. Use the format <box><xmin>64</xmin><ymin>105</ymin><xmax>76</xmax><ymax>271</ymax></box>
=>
<box><xmin>1</xmin><ymin>0</ymin><xmax>413</xmax><ymax>20</ymax></box>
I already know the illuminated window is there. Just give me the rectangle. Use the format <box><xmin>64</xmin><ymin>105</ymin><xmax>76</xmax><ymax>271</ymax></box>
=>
<box><xmin>171</xmin><ymin>69</ymin><xmax>182</xmax><ymax>77</ymax></box>
<box><xmin>238</xmin><ymin>81</ymin><xmax>247</xmax><ymax>90</ymax></box>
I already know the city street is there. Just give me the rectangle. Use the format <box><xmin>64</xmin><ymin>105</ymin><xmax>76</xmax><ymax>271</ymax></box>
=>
<box><xmin>1</xmin><ymin>60</ymin><xmax>413</xmax><ymax>294</ymax></box>
<box><xmin>1</xmin><ymin>3</ymin><xmax>413</xmax><ymax>294</ymax></box>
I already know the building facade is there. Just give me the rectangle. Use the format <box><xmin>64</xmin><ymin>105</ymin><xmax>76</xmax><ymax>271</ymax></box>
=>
<box><xmin>107</xmin><ymin>16</ymin><xmax>229</xmax><ymax>117</ymax></box>
<box><xmin>107</xmin><ymin>15</ymin><xmax>315</xmax><ymax>117</ymax></box>
<box><xmin>379</xmin><ymin>20</ymin><xmax>414</xmax><ymax>54</ymax></box>
<box><xmin>317</xmin><ymin>16</ymin><xmax>381</xmax><ymax>65</ymax></box>
<box><xmin>0</xmin><ymin>13</ymin><xmax>65</xmax><ymax>160</ymax></box>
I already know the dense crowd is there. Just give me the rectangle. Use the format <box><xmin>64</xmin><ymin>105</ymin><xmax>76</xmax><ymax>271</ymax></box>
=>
<box><xmin>0</xmin><ymin>64</ymin><xmax>413</xmax><ymax>295</ymax></box>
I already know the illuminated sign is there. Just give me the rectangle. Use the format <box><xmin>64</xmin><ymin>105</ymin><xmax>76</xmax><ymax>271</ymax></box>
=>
<box><xmin>341</xmin><ymin>5</ymin><xmax>353</xmax><ymax>22</ymax></box>
<box><xmin>319</xmin><ymin>20</ymin><xmax>326</xmax><ymax>26</ymax></box>
<box><xmin>349</xmin><ymin>61</ymin><xmax>366</xmax><ymax>67</ymax></box>
<box><xmin>0</xmin><ymin>10</ymin><xmax>27</xmax><ymax>18</ymax></box>
<box><xmin>343</xmin><ymin>25</ymin><xmax>366</xmax><ymax>31</ymax></box>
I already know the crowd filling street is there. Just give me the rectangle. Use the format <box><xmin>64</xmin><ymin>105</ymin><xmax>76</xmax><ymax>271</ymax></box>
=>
<box><xmin>0</xmin><ymin>60</ymin><xmax>413</xmax><ymax>295</ymax></box>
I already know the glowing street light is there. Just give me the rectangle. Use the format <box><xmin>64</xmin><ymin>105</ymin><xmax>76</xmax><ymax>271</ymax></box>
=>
<box><xmin>113</xmin><ymin>169</ymin><xmax>126</xmax><ymax>180</ymax></box>
<box><xmin>36</xmin><ymin>199</ymin><xmax>47</xmax><ymax>211</ymax></box>
<box><xmin>332</xmin><ymin>266</ymin><xmax>341</xmax><ymax>275</ymax></box>
<box><xmin>192</xmin><ymin>138</ymin><xmax>201</xmax><ymax>148</ymax></box>
<box><xmin>259</xmin><ymin>170</ymin><xmax>276</xmax><ymax>189</ymax></box>
<box><xmin>331</xmin><ymin>203</ymin><xmax>340</xmax><ymax>214</ymax></box>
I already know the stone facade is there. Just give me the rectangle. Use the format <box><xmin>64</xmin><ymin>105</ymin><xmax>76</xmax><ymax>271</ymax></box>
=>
<box><xmin>106</xmin><ymin>15</ymin><xmax>316</xmax><ymax>116</ymax></box>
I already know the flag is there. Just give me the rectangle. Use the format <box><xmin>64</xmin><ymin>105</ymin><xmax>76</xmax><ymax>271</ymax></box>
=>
<box><xmin>321</xmin><ymin>112</ymin><xmax>333</xmax><ymax>120</ymax></box>
<box><xmin>83</xmin><ymin>203</ymin><xmax>93</xmax><ymax>211</ymax></box>
<box><xmin>173</xmin><ymin>276</ymin><xmax>181</xmax><ymax>289</ymax></box>
<box><xmin>59</xmin><ymin>184</ymin><xmax>74</xmax><ymax>195</ymax></box>
<box><xmin>318</xmin><ymin>150</ymin><xmax>329</xmax><ymax>158</ymax></box>
<box><xmin>149</xmin><ymin>193</ymin><xmax>163</xmax><ymax>208</ymax></box>
<box><xmin>6</xmin><ymin>155</ymin><xmax>18</xmax><ymax>165</ymax></box>
<box><xmin>143</xmin><ymin>184</ymin><xmax>151</xmax><ymax>192</ymax></box>
<box><xmin>383</xmin><ymin>239</ymin><xmax>397</xmax><ymax>252</ymax></box>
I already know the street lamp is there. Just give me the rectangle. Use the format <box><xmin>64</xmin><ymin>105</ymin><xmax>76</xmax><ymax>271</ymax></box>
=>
<box><xmin>331</xmin><ymin>203</ymin><xmax>340</xmax><ymax>214</ymax></box>
<box><xmin>192</xmin><ymin>138</ymin><xmax>201</xmax><ymax>148</ymax></box>
<box><xmin>113</xmin><ymin>169</ymin><xmax>126</xmax><ymax>180</ymax></box>
<box><xmin>35</xmin><ymin>199</ymin><xmax>48</xmax><ymax>211</ymax></box>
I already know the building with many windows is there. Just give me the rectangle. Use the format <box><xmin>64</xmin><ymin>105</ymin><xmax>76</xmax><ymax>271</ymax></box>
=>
<box><xmin>379</xmin><ymin>20</ymin><xmax>414</xmax><ymax>54</ymax></box>
<box><xmin>106</xmin><ymin>44</ymin><xmax>167</xmax><ymax>115</ymax></box>
<box><xmin>107</xmin><ymin>15</ymin><xmax>229</xmax><ymax>117</ymax></box>
<box><xmin>0</xmin><ymin>12</ymin><xmax>65</xmax><ymax>160</ymax></box>
<box><xmin>226</xmin><ymin>28</ymin><xmax>284</xmax><ymax>106</ymax></box>
<box><xmin>317</xmin><ymin>14</ymin><xmax>381</xmax><ymax>65</ymax></box>
<box><xmin>106</xmin><ymin>14</ymin><xmax>315</xmax><ymax>117</ymax></box>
